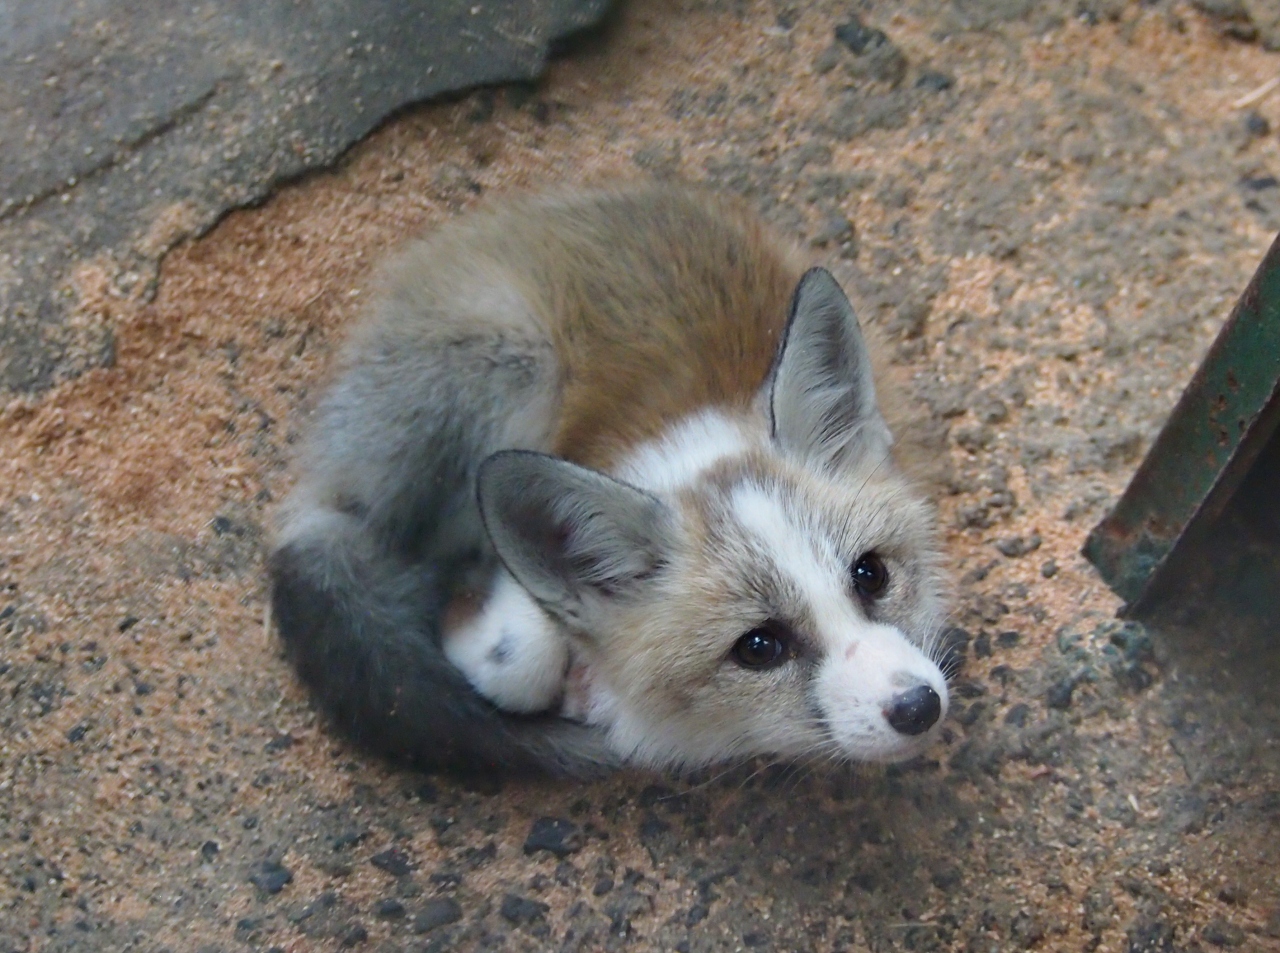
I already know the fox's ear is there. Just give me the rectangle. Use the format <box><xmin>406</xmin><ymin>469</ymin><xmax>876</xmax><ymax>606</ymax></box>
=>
<box><xmin>765</xmin><ymin>267</ymin><xmax>892</xmax><ymax>469</ymax></box>
<box><xmin>477</xmin><ymin>451</ymin><xmax>673</xmax><ymax>628</ymax></box>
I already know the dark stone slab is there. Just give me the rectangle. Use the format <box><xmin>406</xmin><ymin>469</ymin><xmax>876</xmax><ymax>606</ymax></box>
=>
<box><xmin>0</xmin><ymin>0</ymin><xmax>614</xmax><ymax>394</ymax></box>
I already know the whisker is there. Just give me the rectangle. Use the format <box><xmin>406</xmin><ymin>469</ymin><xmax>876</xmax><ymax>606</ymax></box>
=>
<box><xmin>852</xmin><ymin>452</ymin><xmax>891</xmax><ymax>502</ymax></box>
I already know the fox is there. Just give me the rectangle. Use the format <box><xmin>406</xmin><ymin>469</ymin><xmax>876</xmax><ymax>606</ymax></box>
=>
<box><xmin>268</xmin><ymin>183</ymin><xmax>950</xmax><ymax>777</ymax></box>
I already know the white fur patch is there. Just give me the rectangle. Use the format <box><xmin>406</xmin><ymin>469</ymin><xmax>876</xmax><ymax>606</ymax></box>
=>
<box><xmin>615</xmin><ymin>410</ymin><xmax>753</xmax><ymax>494</ymax></box>
<box><xmin>730</xmin><ymin>483</ymin><xmax>862</xmax><ymax>650</ymax></box>
<box><xmin>814</xmin><ymin>622</ymin><xmax>949</xmax><ymax>761</ymax></box>
<box><xmin>443</xmin><ymin>570</ymin><xmax>569</xmax><ymax>714</ymax></box>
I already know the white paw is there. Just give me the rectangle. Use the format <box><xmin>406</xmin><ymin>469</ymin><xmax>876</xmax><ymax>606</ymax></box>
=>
<box><xmin>443</xmin><ymin>572</ymin><xmax>569</xmax><ymax>714</ymax></box>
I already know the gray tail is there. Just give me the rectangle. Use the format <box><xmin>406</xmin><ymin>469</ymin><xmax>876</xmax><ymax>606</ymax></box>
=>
<box><xmin>268</xmin><ymin>518</ymin><xmax>615</xmax><ymax>777</ymax></box>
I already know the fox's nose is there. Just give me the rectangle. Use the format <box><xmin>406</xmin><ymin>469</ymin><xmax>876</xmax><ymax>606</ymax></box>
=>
<box><xmin>884</xmin><ymin>684</ymin><xmax>942</xmax><ymax>736</ymax></box>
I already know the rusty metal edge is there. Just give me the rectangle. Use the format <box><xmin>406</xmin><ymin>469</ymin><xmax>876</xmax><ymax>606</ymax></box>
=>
<box><xmin>1126</xmin><ymin>391</ymin><xmax>1280</xmax><ymax>619</ymax></box>
<box><xmin>1083</xmin><ymin>231</ymin><xmax>1280</xmax><ymax>606</ymax></box>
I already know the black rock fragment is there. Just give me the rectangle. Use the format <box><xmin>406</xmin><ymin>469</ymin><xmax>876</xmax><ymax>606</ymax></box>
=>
<box><xmin>500</xmin><ymin>893</ymin><xmax>549</xmax><ymax>925</ymax></box>
<box><xmin>370</xmin><ymin>847</ymin><xmax>414</xmax><ymax>877</ymax></box>
<box><xmin>413</xmin><ymin>898</ymin><xmax>463</xmax><ymax>934</ymax></box>
<box><xmin>248</xmin><ymin>859</ymin><xmax>293</xmax><ymax>895</ymax></box>
<box><xmin>834</xmin><ymin>16</ymin><xmax>889</xmax><ymax>54</ymax></box>
<box><xmin>523</xmin><ymin>817</ymin><xmax>584</xmax><ymax>858</ymax></box>
<box><xmin>916</xmin><ymin>69</ymin><xmax>954</xmax><ymax>91</ymax></box>
<box><xmin>374</xmin><ymin>898</ymin><xmax>405</xmax><ymax>919</ymax></box>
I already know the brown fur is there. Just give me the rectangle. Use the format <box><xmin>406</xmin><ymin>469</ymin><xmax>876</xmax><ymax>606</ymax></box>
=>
<box><xmin>376</xmin><ymin>185</ymin><xmax>804</xmax><ymax>471</ymax></box>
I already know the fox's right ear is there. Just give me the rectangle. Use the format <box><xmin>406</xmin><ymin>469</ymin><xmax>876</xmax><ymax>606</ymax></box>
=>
<box><xmin>477</xmin><ymin>451</ymin><xmax>674</xmax><ymax>629</ymax></box>
<box><xmin>765</xmin><ymin>267</ymin><xmax>893</xmax><ymax>470</ymax></box>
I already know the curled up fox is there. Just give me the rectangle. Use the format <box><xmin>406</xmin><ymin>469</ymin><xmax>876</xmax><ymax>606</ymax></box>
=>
<box><xmin>268</xmin><ymin>183</ymin><xmax>951</xmax><ymax>776</ymax></box>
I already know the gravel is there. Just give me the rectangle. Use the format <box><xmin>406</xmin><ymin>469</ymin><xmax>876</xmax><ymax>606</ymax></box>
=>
<box><xmin>2</xmin><ymin>2</ymin><xmax>1278</xmax><ymax>952</ymax></box>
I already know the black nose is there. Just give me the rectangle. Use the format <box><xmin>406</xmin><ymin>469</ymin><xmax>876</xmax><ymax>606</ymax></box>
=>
<box><xmin>885</xmin><ymin>685</ymin><xmax>942</xmax><ymax>736</ymax></box>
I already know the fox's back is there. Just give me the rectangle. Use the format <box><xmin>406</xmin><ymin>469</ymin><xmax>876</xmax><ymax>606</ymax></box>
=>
<box><xmin>377</xmin><ymin>186</ymin><xmax>804</xmax><ymax>470</ymax></box>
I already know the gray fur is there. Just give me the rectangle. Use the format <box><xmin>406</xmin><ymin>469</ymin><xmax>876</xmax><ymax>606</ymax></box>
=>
<box><xmin>270</xmin><ymin>276</ymin><xmax>613</xmax><ymax>775</ymax></box>
<box><xmin>770</xmin><ymin>268</ymin><xmax>893</xmax><ymax>470</ymax></box>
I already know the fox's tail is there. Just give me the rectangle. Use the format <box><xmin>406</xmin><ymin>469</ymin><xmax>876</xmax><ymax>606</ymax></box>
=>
<box><xmin>268</xmin><ymin>509</ymin><xmax>614</xmax><ymax>776</ymax></box>
<box><xmin>266</xmin><ymin>301</ymin><xmax>614</xmax><ymax>776</ymax></box>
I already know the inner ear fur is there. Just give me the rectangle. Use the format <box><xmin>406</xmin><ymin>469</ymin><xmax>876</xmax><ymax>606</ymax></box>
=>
<box><xmin>477</xmin><ymin>451</ymin><xmax>673</xmax><ymax>625</ymax></box>
<box><xmin>765</xmin><ymin>267</ymin><xmax>893</xmax><ymax>469</ymax></box>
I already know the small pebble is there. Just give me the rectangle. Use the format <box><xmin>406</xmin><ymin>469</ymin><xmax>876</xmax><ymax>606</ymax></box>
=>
<box><xmin>931</xmin><ymin>865</ymin><xmax>963</xmax><ymax>890</ymax></box>
<box><xmin>953</xmin><ymin>678</ymin><xmax>988</xmax><ymax>699</ymax></box>
<box><xmin>996</xmin><ymin>533</ymin><xmax>1042</xmax><ymax>558</ymax></box>
<box><xmin>248</xmin><ymin>859</ymin><xmax>293</xmax><ymax>895</ymax></box>
<box><xmin>1041</xmin><ymin>559</ymin><xmax>1059</xmax><ymax>578</ymax></box>
<box><xmin>1004</xmin><ymin>703</ymin><xmax>1031</xmax><ymax>727</ymax></box>
<box><xmin>834</xmin><ymin>15</ymin><xmax>888</xmax><ymax>54</ymax></box>
<box><xmin>1217</xmin><ymin>884</ymin><xmax>1247</xmax><ymax>906</ymax></box>
<box><xmin>1245</xmin><ymin>110</ymin><xmax>1271</xmax><ymax>138</ymax></box>
<box><xmin>1046</xmin><ymin>678</ymin><xmax>1076</xmax><ymax>710</ymax></box>
<box><xmin>990</xmin><ymin>665</ymin><xmax>1015</xmax><ymax>685</ymax></box>
<box><xmin>340</xmin><ymin>923</ymin><xmax>368</xmax><ymax>947</ymax></box>
<box><xmin>554</xmin><ymin>860</ymin><xmax>576</xmax><ymax>886</ymax></box>
<box><xmin>916</xmin><ymin>69</ymin><xmax>954</xmax><ymax>91</ymax></box>
<box><xmin>413</xmin><ymin>898</ymin><xmax>462</xmax><ymax>934</ymax></box>
<box><xmin>953</xmin><ymin>701</ymin><xmax>985</xmax><ymax>726</ymax></box>
<box><xmin>979</xmin><ymin>399</ymin><xmax>1009</xmax><ymax>424</ymax></box>
<box><xmin>810</xmin><ymin>213</ymin><xmax>856</xmax><ymax>250</ymax></box>
<box><xmin>329</xmin><ymin>829</ymin><xmax>367</xmax><ymax>851</ymax></box>
<box><xmin>523</xmin><ymin>817</ymin><xmax>583</xmax><ymax>858</ymax></box>
<box><xmin>500</xmin><ymin>893</ymin><xmax>549</xmax><ymax>925</ymax></box>
<box><xmin>375</xmin><ymin>898</ymin><xmax>405</xmax><ymax>919</ymax></box>
<box><xmin>370</xmin><ymin>847</ymin><xmax>414</xmax><ymax>877</ymax></box>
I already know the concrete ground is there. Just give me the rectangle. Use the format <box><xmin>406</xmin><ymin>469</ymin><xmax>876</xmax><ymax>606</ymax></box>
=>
<box><xmin>1</xmin><ymin>1</ymin><xmax>1279</xmax><ymax>951</ymax></box>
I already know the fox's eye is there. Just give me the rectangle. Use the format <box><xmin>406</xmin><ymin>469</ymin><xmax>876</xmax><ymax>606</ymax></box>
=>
<box><xmin>852</xmin><ymin>552</ymin><xmax>889</xmax><ymax>597</ymax></box>
<box><xmin>732</xmin><ymin>623</ymin><xmax>790</xmax><ymax>669</ymax></box>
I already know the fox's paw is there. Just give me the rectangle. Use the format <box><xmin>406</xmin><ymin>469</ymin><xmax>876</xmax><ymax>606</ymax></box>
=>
<box><xmin>443</xmin><ymin>574</ymin><xmax>569</xmax><ymax>714</ymax></box>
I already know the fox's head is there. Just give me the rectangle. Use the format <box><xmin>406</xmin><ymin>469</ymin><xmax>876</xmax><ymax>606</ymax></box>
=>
<box><xmin>479</xmin><ymin>269</ymin><xmax>950</xmax><ymax>769</ymax></box>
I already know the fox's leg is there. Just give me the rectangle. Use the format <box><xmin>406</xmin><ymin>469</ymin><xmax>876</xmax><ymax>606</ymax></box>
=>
<box><xmin>444</xmin><ymin>570</ymin><xmax>570</xmax><ymax>714</ymax></box>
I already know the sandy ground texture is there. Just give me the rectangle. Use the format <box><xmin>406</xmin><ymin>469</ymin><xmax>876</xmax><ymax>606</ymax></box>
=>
<box><xmin>3</xmin><ymin>0</ymin><xmax>1280</xmax><ymax>950</ymax></box>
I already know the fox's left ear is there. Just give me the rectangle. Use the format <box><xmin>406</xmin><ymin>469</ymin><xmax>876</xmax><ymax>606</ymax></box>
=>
<box><xmin>477</xmin><ymin>451</ymin><xmax>674</xmax><ymax>630</ymax></box>
<box><xmin>765</xmin><ymin>267</ymin><xmax>893</xmax><ymax>469</ymax></box>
